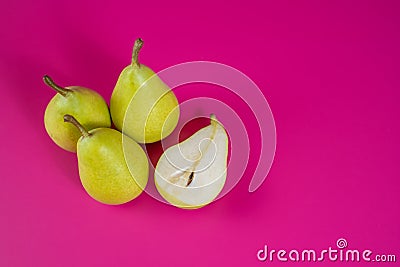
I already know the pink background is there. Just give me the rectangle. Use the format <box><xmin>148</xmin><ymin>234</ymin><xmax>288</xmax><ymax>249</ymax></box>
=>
<box><xmin>1</xmin><ymin>0</ymin><xmax>399</xmax><ymax>266</ymax></box>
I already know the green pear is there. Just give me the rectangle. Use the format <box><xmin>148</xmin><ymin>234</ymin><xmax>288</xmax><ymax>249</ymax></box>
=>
<box><xmin>44</xmin><ymin>75</ymin><xmax>111</xmax><ymax>152</ymax></box>
<box><xmin>64</xmin><ymin>115</ymin><xmax>149</xmax><ymax>205</ymax></box>
<box><xmin>155</xmin><ymin>115</ymin><xmax>228</xmax><ymax>209</ymax></box>
<box><xmin>110</xmin><ymin>38</ymin><xmax>180</xmax><ymax>143</ymax></box>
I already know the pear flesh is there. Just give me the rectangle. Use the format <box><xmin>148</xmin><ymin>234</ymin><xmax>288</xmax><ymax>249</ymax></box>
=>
<box><xmin>155</xmin><ymin>115</ymin><xmax>228</xmax><ymax>209</ymax></box>
<box><xmin>64</xmin><ymin>115</ymin><xmax>149</xmax><ymax>205</ymax></box>
<box><xmin>44</xmin><ymin>76</ymin><xmax>111</xmax><ymax>152</ymax></box>
<box><xmin>110</xmin><ymin>38</ymin><xmax>179</xmax><ymax>143</ymax></box>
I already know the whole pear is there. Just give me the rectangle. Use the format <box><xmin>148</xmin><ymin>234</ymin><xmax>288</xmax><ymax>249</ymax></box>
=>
<box><xmin>44</xmin><ymin>76</ymin><xmax>111</xmax><ymax>152</ymax></box>
<box><xmin>64</xmin><ymin>115</ymin><xmax>149</xmax><ymax>205</ymax></box>
<box><xmin>110</xmin><ymin>38</ymin><xmax>179</xmax><ymax>143</ymax></box>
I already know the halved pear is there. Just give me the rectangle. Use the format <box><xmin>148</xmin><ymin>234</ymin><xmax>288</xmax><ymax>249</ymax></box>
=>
<box><xmin>155</xmin><ymin>115</ymin><xmax>228</xmax><ymax>209</ymax></box>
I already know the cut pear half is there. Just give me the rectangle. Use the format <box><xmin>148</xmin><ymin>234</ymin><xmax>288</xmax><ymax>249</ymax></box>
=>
<box><xmin>155</xmin><ymin>114</ymin><xmax>228</xmax><ymax>209</ymax></box>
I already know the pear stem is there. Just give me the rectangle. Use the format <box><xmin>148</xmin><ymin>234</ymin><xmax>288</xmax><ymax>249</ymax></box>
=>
<box><xmin>210</xmin><ymin>114</ymin><xmax>217</xmax><ymax>126</ymax></box>
<box><xmin>131</xmin><ymin>38</ymin><xmax>144</xmax><ymax>68</ymax></box>
<box><xmin>63</xmin><ymin>114</ymin><xmax>91</xmax><ymax>138</ymax></box>
<box><xmin>43</xmin><ymin>75</ymin><xmax>72</xmax><ymax>97</ymax></box>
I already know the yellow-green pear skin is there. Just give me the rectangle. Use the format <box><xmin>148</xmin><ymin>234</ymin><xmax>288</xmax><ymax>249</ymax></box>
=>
<box><xmin>110</xmin><ymin>38</ymin><xmax>179</xmax><ymax>143</ymax></box>
<box><xmin>43</xmin><ymin>76</ymin><xmax>111</xmax><ymax>152</ymax></box>
<box><xmin>64</xmin><ymin>115</ymin><xmax>149</xmax><ymax>205</ymax></box>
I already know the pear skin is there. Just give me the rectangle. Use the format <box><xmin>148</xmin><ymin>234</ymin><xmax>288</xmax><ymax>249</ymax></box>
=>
<box><xmin>110</xmin><ymin>38</ymin><xmax>179</xmax><ymax>143</ymax></box>
<box><xmin>64</xmin><ymin>115</ymin><xmax>149</xmax><ymax>205</ymax></box>
<box><xmin>44</xmin><ymin>76</ymin><xmax>111</xmax><ymax>152</ymax></box>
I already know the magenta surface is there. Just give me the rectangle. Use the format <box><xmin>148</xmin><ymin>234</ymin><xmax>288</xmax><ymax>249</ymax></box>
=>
<box><xmin>1</xmin><ymin>0</ymin><xmax>399</xmax><ymax>266</ymax></box>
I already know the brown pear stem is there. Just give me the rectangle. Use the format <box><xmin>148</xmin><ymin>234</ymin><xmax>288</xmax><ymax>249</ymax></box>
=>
<box><xmin>43</xmin><ymin>75</ymin><xmax>72</xmax><ymax>97</ymax></box>
<box><xmin>131</xmin><ymin>38</ymin><xmax>144</xmax><ymax>68</ymax></box>
<box><xmin>63</xmin><ymin>114</ymin><xmax>91</xmax><ymax>138</ymax></box>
